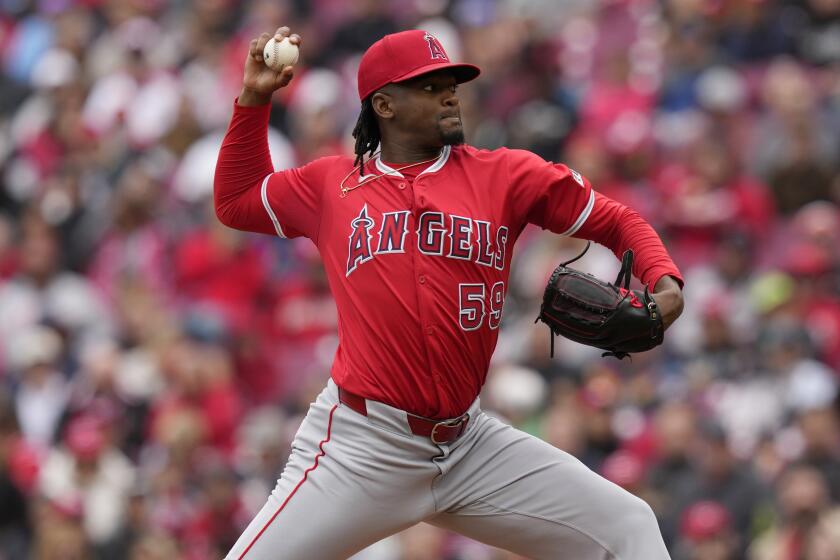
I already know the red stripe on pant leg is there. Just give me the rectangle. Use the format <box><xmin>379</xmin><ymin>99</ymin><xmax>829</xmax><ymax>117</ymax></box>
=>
<box><xmin>238</xmin><ymin>404</ymin><xmax>338</xmax><ymax>559</ymax></box>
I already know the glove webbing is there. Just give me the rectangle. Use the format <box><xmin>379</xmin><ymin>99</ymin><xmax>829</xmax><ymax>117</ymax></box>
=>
<box><xmin>538</xmin><ymin>243</ymin><xmax>636</xmax><ymax>359</ymax></box>
<box><xmin>540</xmin><ymin>242</ymin><xmax>591</xmax><ymax>358</ymax></box>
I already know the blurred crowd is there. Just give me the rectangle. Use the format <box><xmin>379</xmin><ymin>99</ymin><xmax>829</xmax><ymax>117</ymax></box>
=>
<box><xmin>0</xmin><ymin>0</ymin><xmax>838</xmax><ymax>558</ymax></box>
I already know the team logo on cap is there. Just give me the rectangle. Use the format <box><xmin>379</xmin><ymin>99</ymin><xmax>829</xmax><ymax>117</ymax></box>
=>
<box><xmin>424</xmin><ymin>33</ymin><xmax>448</xmax><ymax>61</ymax></box>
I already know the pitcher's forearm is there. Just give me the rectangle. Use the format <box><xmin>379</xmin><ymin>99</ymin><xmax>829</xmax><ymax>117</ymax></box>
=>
<box><xmin>576</xmin><ymin>192</ymin><xmax>683</xmax><ymax>288</ymax></box>
<box><xmin>213</xmin><ymin>102</ymin><xmax>275</xmax><ymax>231</ymax></box>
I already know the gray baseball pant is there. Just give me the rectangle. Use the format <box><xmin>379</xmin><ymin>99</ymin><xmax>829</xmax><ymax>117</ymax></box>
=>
<box><xmin>225</xmin><ymin>379</ymin><xmax>671</xmax><ymax>559</ymax></box>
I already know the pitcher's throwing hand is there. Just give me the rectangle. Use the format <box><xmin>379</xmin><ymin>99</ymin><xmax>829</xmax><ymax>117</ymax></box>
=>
<box><xmin>238</xmin><ymin>27</ymin><xmax>301</xmax><ymax>106</ymax></box>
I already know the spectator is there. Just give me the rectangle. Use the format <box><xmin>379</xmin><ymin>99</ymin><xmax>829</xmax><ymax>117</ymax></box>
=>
<box><xmin>0</xmin><ymin>220</ymin><xmax>111</xmax><ymax>371</ymax></box>
<box><xmin>752</xmin><ymin>58</ymin><xmax>839</xmax><ymax>201</ymax></box>
<box><xmin>674</xmin><ymin>500</ymin><xmax>739</xmax><ymax>560</ymax></box>
<box><xmin>10</xmin><ymin>325</ymin><xmax>68</xmax><ymax>450</ymax></box>
<box><xmin>804</xmin><ymin>506</ymin><xmax>840</xmax><ymax>560</ymax></box>
<box><xmin>796</xmin><ymin>407</ymin><xmax>840</xmax><ymax>502</ymax></box>
<box><xmin>673</xmin><ymin>421</ymin><xmax>770</xmax><ymax>556</ymax></box>
<box><xmin>749</xmin><ymin>463</ymin><xmax>833</xmax><ymax>560</ymax></box>
<box><xmin>0</xmin><ymin>390</ymin><xmax>29</xmax><ymax>556</ymax></box>
<box><xmin>650</xmin><ymin>401</ymin><xmax>699</xmax><ymax>546</ymax></box>
<box><xmin>38</xmin><ymin>414</ymin><xmax>136</xmax><ymax>553</ymax></box>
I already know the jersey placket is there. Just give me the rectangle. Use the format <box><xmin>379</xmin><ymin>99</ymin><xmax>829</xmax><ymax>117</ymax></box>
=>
<box><xmin>376</xmin><ymin>159</ymin><xmax>435</xmax><ymax>390</ymax></box>
<box><xmin>411</xmin><ymin>172</ymin><xmax>440</xmax><ymax>387</ymax></box>
<box><xmin>375</xmin><ymin>151</ymin><xmax>453</xmax><ymax>414</ymax></box>
<box><xmin>377</xmin><ymin>161</ymin><xmax>439</xmax><ymax>388</ymax></box>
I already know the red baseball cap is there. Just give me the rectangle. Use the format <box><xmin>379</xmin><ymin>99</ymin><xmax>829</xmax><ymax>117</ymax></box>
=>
<box><xmin>66</xmin><ymin>415</ymin><xmax>105</xmax><ymax>460</ymax></box>
<box><xmin>680</xmin><ymin>501</ymin><xmax>732</xmax><ymax>541</ymax></box>
<box><xmin>601</xmin><ymin>451</ymin><xmax>646</xmax><ymax>488</ymax></box>
<box><xmin>357</xmin><ymin>30</ymin><xmax>480</xmax><ymax>101</ymax></box>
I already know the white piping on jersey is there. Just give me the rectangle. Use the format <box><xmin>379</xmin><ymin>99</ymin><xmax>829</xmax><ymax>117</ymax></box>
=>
<box><xmin>374</xmin><ymin>156</ymin><xmax>404</xmax><ymax>178</ymax></box>
<box><xmin>260</xmin><ymin>173</ymin><xmax>287</xmax><ymax>238</ymax></box>
<box><xmin>418</xmin><ymin>144</ymin><xmax>451</xmax><ymax>176</ymax></box>
<box><xmin>560</xmin><ymin>189</ymin><xmax>595</xmax><ymax>237</ymax></box>
<box><xmin>357</xmin><ymin>173</ymin><xmax>379</xmax><ymax>183</ymax></box>
<box><xmin>372</xmin><ymin>145</ymin><xmax>451</xmax><ymax>179</ymax></box>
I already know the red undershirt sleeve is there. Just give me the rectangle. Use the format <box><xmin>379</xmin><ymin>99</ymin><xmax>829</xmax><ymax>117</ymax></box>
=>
<box><xmin>214</xmin><ymin>100</ymin><xmax>278</xmax><ymax>235</ymax></box>
<box><xmin>506</xmin><ymin>149</ymin><xmax>680</xmax><ymax>287</ymax></box>
<box><xmin>575</xmin><ymin>191</ymin><xmax>684</xmax><ymax>289</ymax></box>
<box><xmin>214</xmin><ymin>100</ymin><xmax>326</xmax><ymax>241</ymax></box>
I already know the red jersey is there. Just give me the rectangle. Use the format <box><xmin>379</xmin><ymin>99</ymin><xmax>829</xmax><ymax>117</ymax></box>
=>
<box><xmin>215</xmin><ymin>102</ymin><xmax>682</xmax><ymax>418</ymax></box>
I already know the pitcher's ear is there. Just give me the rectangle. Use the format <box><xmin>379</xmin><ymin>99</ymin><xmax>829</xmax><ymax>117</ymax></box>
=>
<box><xmin>371</xmin><ymin>91</ymin><xmax>394</xmax><ymax>120</ymax></box>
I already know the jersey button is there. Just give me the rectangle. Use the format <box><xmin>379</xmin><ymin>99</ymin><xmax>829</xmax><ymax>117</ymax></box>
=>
<box><xmin>418</xmin><ymin>275</ymin><xmax>426</xmax><ymax>284</ymax></box>
<box><xmin>419</xmin><ymin>196</ymin><xmax>427</xmax><ymax>205</ymax></box>
<box><xmin>398</xmin><ymin>182</ymin><xmax>407</xmax><ymax>190</ymax></box>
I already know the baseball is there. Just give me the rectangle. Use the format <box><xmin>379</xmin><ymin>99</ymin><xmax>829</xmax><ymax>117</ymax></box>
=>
<box><xmin>263</xmin><ymin>36</ymin><xmax>299</xmax><ymax>71</ymax></box>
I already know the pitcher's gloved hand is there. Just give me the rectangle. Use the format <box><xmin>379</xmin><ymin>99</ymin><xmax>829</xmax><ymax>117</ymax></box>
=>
<box><xmin>535</xmin><ymin>242</ymin><xmax>664</xmax><ymax>359</ymax></box>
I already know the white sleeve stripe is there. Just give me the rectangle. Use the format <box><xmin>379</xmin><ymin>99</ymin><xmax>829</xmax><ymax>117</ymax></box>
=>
<box><xmin>560</xmin><ymin>189</ymin><xmax>595</xmax><ymax>237</ymax></box>
<box><xmin>260</xmin><ymin>174</ymin><xmax>286</xmax><ymax>238</ymax></box>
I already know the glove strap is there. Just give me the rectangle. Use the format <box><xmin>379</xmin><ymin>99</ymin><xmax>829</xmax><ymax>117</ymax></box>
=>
<box><xmin>614</xmin><ymin>249</ymin><xmax>634</xmax><ymax>290</ymax></box>
<box><xmin>534</xmin><ymin>313</ymin><xmax>557</xmax><ymax>358</ymax></box>
<box><xmin>644</xmin><ymin>286</ymin><xmax>665</xmax><ymax>345</ymax></box>
<box><xmin>550</xmin><ymin>330</ymin><xmax>555</xmax><ymax>358</ymax></box>
<box><xmin>560</xmin><ymin>241</ymin><xmax>591</xmax><ymax>267</ymax></box>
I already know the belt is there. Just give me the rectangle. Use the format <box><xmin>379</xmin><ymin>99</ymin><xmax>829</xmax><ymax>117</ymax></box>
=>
<box><xmin>338</xmin><ymin>387</ymin><xmax>470</xmax><ymax>445</ymax></box>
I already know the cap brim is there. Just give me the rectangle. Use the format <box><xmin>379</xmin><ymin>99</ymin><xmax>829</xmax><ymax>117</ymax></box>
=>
<box><xmin>392</xmin><ymin>62</ymin><xmax>481</xmax><ymax>86</ymax></box>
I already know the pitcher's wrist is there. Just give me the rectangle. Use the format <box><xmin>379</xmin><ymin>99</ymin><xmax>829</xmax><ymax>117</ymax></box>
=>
<box><xmin>238</xmin><ymin>87</ymin><xmax>272</xmax><ymax>107</ymax></box>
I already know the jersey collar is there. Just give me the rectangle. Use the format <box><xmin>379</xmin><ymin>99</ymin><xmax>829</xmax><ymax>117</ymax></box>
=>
<box><xmin>371</xmin><ymin>145</ymin><xmax>452</xmax><ymax>179</ymax></box>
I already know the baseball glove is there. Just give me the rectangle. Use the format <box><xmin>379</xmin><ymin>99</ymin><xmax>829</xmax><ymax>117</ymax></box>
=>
<box><xmin>535</xmin><ymin>242</ymin><xmax>664</xmax><ymax>359</ymax></box>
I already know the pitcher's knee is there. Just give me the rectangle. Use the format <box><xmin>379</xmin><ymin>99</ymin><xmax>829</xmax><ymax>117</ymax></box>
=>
<box><xmin>609</xmin><ymin>494</ymin><xmax>667</xmax><ymax>558</ymax></box>
<box><xmin>622</xmin><ymin>495</ymin><xmax>659</xmax><ymax>532</ymax></box>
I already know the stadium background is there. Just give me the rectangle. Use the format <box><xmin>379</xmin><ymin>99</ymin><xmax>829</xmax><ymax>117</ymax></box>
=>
<box><xmin>1</xmin><ymin>0</ymin><xmax>839</xmax><ymax>558</ymax></box>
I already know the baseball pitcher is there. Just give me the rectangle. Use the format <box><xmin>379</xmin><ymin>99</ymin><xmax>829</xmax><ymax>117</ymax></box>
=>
<box><xmin>215</xmin><ymin>27</ymin><xmax>685</xmax><ymax>560</ymax></box>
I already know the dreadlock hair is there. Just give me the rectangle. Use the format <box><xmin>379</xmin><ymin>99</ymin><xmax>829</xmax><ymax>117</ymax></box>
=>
<box><xmin>351</xmin><ymin>97</ymin><xmax>380</xmax><ymax>176</ymax></box>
